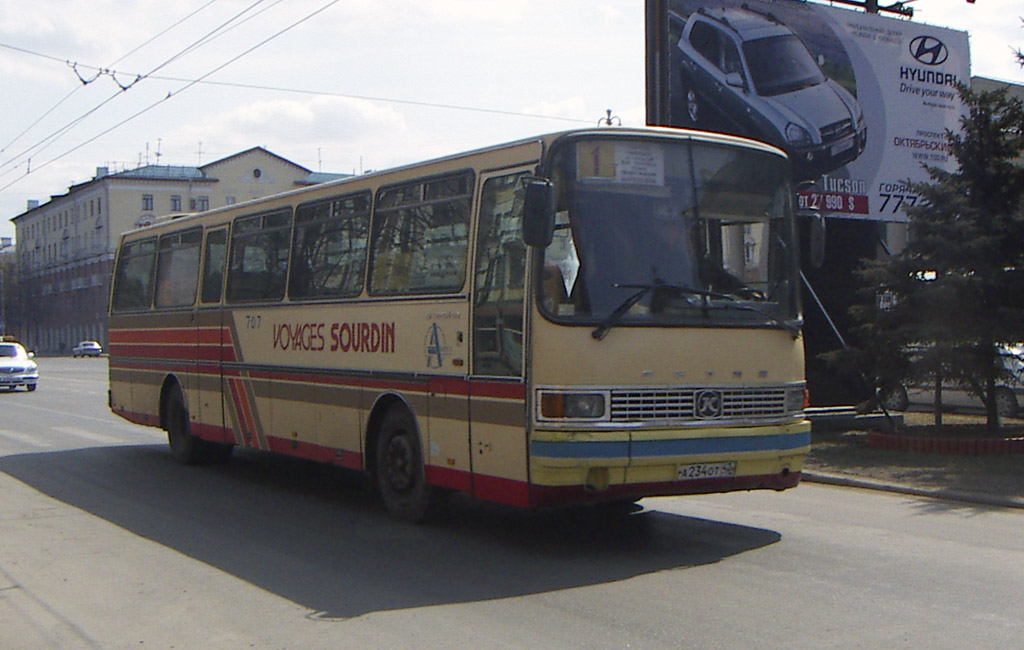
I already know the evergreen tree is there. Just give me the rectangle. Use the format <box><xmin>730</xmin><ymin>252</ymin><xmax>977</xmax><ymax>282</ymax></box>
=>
<box><xmin>848</xmin><ymin>84</ymin><xmax>1024</xmax><ymax>430</ymax></box>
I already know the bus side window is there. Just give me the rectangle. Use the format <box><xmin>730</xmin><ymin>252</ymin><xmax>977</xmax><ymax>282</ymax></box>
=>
<box><xmin>155</xmin><ymin>228</ymin><xmax>202</xmax><ymax>308</ymax></box>
<box><xmin>370</xmin><ymin>172</ymin><xmax>473</xmax><ymax>295</ymax></box>
<box><xmin>226</xmin><ymin>209</ymin><xmax>293</xmax><ymax>303</ymax></box>
<box><xmin>112</xmin><ymin>238</ymin><xmax>158</xmax><ymax>312</ymax></box>
<box><xmin>201</xmin><ymin>228</ymin><xmax>228</xmax><ymax>304</ymax></box>
<box><xmin>473</xmin><ymin>173</ymin><xmax>527</xmax><ymax>376</ymax></box>
<box><xmin>290</xmin><ymin>191</ymin><xmax>371</xmax><ymax>299</ymax></box>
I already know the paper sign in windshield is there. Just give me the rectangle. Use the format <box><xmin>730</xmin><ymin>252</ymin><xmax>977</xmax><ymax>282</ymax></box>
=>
<box><xmin>578</xmin><ymin>142</ymin><xmax>665</xmax><ymax>187</ymax></box>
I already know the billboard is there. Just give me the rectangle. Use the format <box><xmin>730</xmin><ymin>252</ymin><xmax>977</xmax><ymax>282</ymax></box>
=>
<box><xmin>654</xmin><ymin>0</ymin><xmax>970</xmax><ymax>222</ymax></box>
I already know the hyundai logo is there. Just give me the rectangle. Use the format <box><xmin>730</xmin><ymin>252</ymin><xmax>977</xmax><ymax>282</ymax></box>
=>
<box><xmin>909</xmin><ymin>36</ymin><xmax>948</xmax><ymax>66</ymax></box>
<box><xmin>694</xmin><ymin>389</ymin><xmax>724</xmax><ymax>419</ymax></box>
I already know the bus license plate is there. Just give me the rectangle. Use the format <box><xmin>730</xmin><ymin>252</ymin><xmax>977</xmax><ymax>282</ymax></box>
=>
<box><xmin>677</xmin><ymin>461</ymin><xmax>736</xmax><ymax>481</ymax></box>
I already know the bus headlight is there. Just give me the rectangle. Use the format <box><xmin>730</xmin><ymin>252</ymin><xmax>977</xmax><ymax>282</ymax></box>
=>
<box><xmin>539</xmin><ymin>391</ymin><xmax>608</xmax><ymax>420</ymax></box>
<box><xmin>785</xmin><ymin>386</ymin><xmax>808</xmax><ymax>416</ymax></box>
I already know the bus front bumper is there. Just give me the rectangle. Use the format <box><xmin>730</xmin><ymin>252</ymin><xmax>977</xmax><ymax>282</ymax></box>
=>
<box><xmin>527</xmin><ymin>422</ymin><xmax>810</xmax><ymax>508</ymax></box>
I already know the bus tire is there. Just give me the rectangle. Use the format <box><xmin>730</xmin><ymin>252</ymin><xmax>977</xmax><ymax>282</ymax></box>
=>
<box><xmin>375</xmin><ymin>406</ymin><xmax>444</xmax><ymax>523</ymax></box>
<box><xmin>165</xmin><ymin>384</ymin><xmax>202</xmax><ymax>465</ymax></box>
<box><xmin>165</xmin><ymin>384</ymin><xmax>234</xmax><ymax>465</ymax></box>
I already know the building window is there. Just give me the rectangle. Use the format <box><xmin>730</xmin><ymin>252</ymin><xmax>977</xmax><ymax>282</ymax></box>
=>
<box><xmin>190</xmin><ymin>196</ymin><xmax>209</xmax><ymax>211</ymax></box>
<box><xmin>225</xmin><ymin>197</ymin><xmax>236</xmax><ymax>206</ymax></box>
<box><xmin>170</xmin><ymin>195</ymin><xmax>182</xmax><ymax>212</ymax></box>
<box><xmin>143</xmin><ymin>195</ymin><xmax>154</xmax><ymax>211</ymax></box>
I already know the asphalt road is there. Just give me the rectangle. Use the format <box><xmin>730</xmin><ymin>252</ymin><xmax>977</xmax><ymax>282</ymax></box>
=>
<box><xmin>1</xmin><ymin>358</ymin><xmax>1021</xmax><ymax>649</ymax></box>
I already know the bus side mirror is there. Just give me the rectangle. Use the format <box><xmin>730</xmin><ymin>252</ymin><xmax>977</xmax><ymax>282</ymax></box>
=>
<box><xmin>807</xmin><ymin>212</ymin><xmax>826</xmax><ymax>269</ymax></box>
<box><xmin>523</xmin><ymin>179</ymin><xmax>555</xmax><ymax>247</ymax></box>
<box><xmin>796</xmin><ymin>180</ymin><xmax>825</xmax><ymax>269</ymax></box>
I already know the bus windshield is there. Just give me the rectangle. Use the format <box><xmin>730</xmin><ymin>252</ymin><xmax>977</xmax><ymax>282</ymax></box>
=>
<box><xmin>538</xmin><ymin>136</ymin><xmax>800</xmax><ymax>333</ymax></box>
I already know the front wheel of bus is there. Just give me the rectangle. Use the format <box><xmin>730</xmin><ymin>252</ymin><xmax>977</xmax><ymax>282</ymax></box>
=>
<box><xmin>376</xmin><ymin>407</ymin><xmax>445</xmax><ymax>523</ymax></box>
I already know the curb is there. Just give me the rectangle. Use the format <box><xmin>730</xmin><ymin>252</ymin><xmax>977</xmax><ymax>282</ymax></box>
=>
<box><xmin>802</xmin><ymin>471</ymin><xmax>1024</xmax><ymax>510</ymax></box>
<box><xmin>867</xmin><ymin>431</ymin><xmax>1024</xmax><ymax>455</ymax></box>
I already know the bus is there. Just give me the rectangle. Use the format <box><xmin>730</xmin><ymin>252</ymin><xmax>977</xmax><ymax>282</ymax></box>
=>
<box><xmin>109</xmin><ymin>126</ymin><xmax>810</xmax><ymax>522</ymax></box>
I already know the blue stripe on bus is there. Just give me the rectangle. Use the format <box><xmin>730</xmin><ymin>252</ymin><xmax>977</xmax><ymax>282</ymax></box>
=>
<box><xmin>531</xmin><ymin>440</ymin><xmax>631</xmax><ymax>460</ymax></box>
<box><xmin>531</xmin><ymin>431</ymin><xmax>810</xmax><ymax>460</ymax></box>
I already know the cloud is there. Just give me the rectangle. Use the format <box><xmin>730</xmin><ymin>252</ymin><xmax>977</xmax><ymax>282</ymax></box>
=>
<box><xmin>157</xmin><ymin>95</ymin><xmax>406</xmax><ymax>171</ymax></box>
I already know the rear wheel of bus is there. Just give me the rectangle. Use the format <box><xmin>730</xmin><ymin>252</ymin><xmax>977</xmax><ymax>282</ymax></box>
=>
<box><xmin>375</xmin><ymin>405</ymin><xmax>446</xmax><ymax>523</ymax></box>
<box><xmin>164</xmin><ymin>383</ymin><xmax>233</xmax><ymax>465</ymax></box>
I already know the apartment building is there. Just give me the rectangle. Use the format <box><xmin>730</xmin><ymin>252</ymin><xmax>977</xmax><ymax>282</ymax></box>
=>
<box><xmin>10</xmin><ymin>147</ymin><xmax>343</xmax><ymax>354</ymax></box>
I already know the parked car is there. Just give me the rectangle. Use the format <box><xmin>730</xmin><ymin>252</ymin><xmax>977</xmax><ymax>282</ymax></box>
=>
<box><xmin>878</xmin><ymin>344</ymin><xmax>1023</xmax><ymax>417</ymax></box>
<box><xmin>0</xmin><ymin>339</ymin><xmax>38</xmax><ymax>392</ymax></box>
<box><xmin>72</xmin><ymin>340</ymin><xmax>103</xmax><ymax>357</ymax></box>
<box><xmin>676</xmin><ymin>5</ymin><xmax>867</xmax><ymax>179</ymax></box>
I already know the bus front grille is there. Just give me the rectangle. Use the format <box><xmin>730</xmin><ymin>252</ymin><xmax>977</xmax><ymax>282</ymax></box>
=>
<box><xmin>610</xmin><ymin>387</ymin><xmax>791</xmax><ymax>423</ymax></box>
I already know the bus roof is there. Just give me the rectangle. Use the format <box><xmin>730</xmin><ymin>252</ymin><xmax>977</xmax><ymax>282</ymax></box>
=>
<box><xmin>117</xmin><ymin>126</ymin><xmax>788</xmax><ymax>239</ymax></box>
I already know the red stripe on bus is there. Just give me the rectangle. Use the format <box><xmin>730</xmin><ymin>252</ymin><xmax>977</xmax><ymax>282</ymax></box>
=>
<box><xmin>425</xmin><ymin>464</ymin><xmax>473</xmax><ymax>493</ymax></box>
<box><xmin>111</xmin><ymin>407</ymin><xmax>160</xmax><ymax>428</ymax></box>
<box><xmin>192</xmin><ymin>421</ymin><xmax>233</xmax><ymax>445</ymax></box>
<box><xmin>471</xmin><ymin>381</ymin><xmax>526</xmax><ymax>400</ymax></box>
<box><xmin>258</xmin><ymin>437</ymin><xmax>365</xmax><ymax>470</ymax></box>
<box><xmin>228</xmin><ymin>377</ymin><xmax>260</xmax><ymax>449</ymax></box>
<box><xmin>113</xmin><ymin>357</ymin><xmax>524</xmax><ymax>402</ymax></box>
<box><xmin>473</xmin><ymin>474</ymin><xmax>531</xmax><ymax>508</ymax></box>
<box><xmin>267</xmin><ymin>436</ymin><xmax>338</xmax><ymax>463</ymax></box>
<box><xmin>108</xmin><ymin>343</ymin><xmax>224</xmax><ymax>361</ymax></box>
<box><xmin>110</xmin><ymin>327</ymin><xmax>225</xmax><ymax>345</ymax></box>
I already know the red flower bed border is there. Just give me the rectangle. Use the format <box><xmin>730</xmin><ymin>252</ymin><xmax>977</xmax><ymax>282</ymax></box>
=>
<box><xmin>868</xmin><ymin>431</ymin><xmax>1024</xmax><ymax>455</ymax></box>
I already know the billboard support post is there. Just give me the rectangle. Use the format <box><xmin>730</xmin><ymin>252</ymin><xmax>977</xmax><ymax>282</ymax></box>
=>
<box><xmin>645</xmin><ymin>0</ymin><xmax>670</xmax><ymax>126</ymax></box>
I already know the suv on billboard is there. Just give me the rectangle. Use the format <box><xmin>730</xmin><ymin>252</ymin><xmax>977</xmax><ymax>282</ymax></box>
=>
<box><xmin>676</xmin><ymin>5</ymin><xmax>867</xmax><ymax>179</ymax></box>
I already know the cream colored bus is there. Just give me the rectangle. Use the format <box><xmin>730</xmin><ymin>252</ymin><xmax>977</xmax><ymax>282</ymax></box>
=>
<box><xmin>109</xmin><ymin>126</ymin><xmax>810</xmax><ymax>521</ymax></box>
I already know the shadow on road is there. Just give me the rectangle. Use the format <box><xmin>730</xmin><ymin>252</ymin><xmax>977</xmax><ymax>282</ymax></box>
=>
<box><xmin>0</xmin><ymin>445</ymin><xmax>781</xmax><ymax>618</ymax></box>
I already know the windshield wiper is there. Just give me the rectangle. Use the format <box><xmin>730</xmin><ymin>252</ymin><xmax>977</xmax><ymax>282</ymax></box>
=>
<box><xmin>704</xmin><ymin>291</ymin><xmax>803</xmax><ymax>339</ymax></box>
<box><xmin>591</xmin><ymin>281</ymin><xmax>801</xmax><ymax>340</ymax></box>
<box><xmin>592</xmin><ymin>280</ymin><xmax>701</xmax><ymax>340</ymax></box>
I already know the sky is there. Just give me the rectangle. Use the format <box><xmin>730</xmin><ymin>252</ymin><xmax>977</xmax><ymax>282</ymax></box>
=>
<box><xmin>1</xmin><ymin>0</ymin><xmax>1021</xmax><ymax>242</ymax></box>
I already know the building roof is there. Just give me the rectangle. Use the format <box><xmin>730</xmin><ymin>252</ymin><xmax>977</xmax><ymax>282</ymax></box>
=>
<box><xmin>202</xmin><ymin>146</ymin><xmax>312</xmax><ymax>175</ymax></box>
<box><xmin>297</xmin><ymin>171</ymin><xmax>352</xmax><ymax>186</ymax></box>
<box><xmin>107</xmin><ymin>165</ymin><xmax>207</xmax><ymax>181</ymax></box>
<box><xmin>11</xmin><ymin>146</ymin><xmax>317</xmax><ymax>222</ymax></box>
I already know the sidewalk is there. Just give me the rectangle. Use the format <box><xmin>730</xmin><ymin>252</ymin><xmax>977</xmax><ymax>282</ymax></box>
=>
<box><xmin>805</xmin><ymin>408</ymin><xmax>1024</xmax><ymax>510</ymax></box>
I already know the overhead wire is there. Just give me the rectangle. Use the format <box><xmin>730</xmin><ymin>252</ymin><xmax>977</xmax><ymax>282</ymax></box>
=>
<box><xmin>0</xmin><ymin>42</ymin><xmax>586</xmax><ymax>167</ymax></box>
<box><xmin>0</xmin><ymin>0</ymin><xmax>222</xmax><ymax>166</ymax></box>
<box><xmin>131</xmin><ymin>76</ymin><xmax>590</xmax><ymax>124</ymax></box>
<box><xmin>0</xmin><ymin>0</ymin><xmax>270</xmax><ymax>179</ymax></box>
<box><xmin>0</xmin><ymin>0</ymin><xmax>343</xmax><ymax>195</ymax></box>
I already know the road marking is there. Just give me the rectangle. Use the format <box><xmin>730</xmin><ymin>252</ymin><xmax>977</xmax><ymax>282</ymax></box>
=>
<box><xmin>53</xmin><ymin>427</ymin><xmax>127</xmax><ymax>445</ymax></box>
<box><xmin>0</xmin><ymin>429</ymin><xmax>53</xmax><ymax>448</ymax></box>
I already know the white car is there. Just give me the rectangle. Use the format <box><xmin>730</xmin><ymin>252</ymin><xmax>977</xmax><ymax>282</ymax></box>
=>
<box><xmin>0</xmin><ymin>340</ymin><xmax>38</xmax><ymax>392</ymax></box>
<box><xmin>73</xmin><ymin>340</ymin><xmax>103</xmax><ymax>357</ymax></box>
<box><xmin>879</xmin><ymin>344</ymin><xmax>1023</xmax><ymax>417</ymax></box>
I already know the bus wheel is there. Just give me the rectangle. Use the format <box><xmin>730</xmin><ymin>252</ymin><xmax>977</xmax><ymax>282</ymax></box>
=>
<box><xmin>165</xmin><ymin>385</ymin><xmax>202</xmax><ymax>465</ymax></box>
<box><xmin>375</xmin><ymin>407</ymin><xmax>444</xmax><ymax>523</ymax></box>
